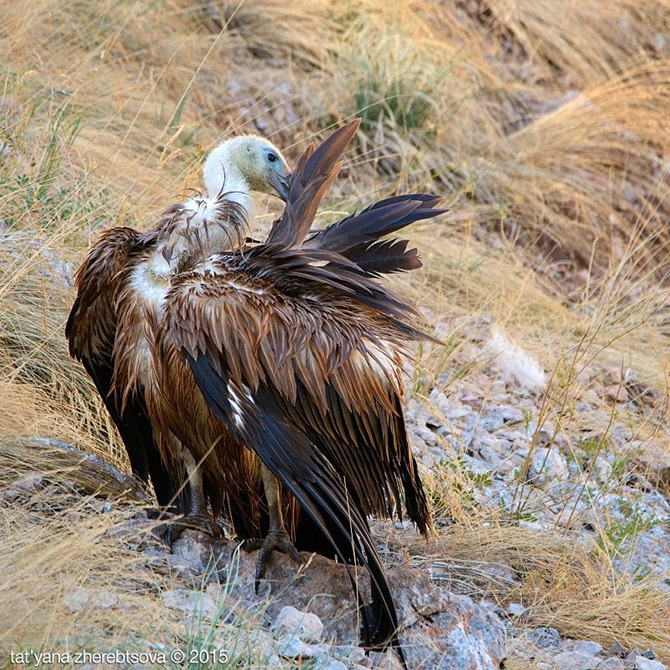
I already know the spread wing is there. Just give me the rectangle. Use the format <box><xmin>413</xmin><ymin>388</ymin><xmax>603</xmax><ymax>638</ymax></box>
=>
<box><xmin>163</xmin><ymin>246</ymin><xmax>433</xmax><ymax>649</ymax></box>
<box><xmin>265</xmin><ymin>117</ymin><xmax>445</xmax><ymax>276</ymax></box>
<box><xmin>66</xmin><ymin>227</ymin><xmax>179</xmax><ymax>506</ymax></box>
<box><xmin>305</xmin><ymin>193</ymin><xmax>446</xmax><ymax>276</ymax></box>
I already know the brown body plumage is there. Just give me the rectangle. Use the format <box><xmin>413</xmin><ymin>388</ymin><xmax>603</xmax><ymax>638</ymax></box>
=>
<box><xmin>67</xmin><ymin>121</ymin><xmax>444</xmax><ymax>657</ymax></box>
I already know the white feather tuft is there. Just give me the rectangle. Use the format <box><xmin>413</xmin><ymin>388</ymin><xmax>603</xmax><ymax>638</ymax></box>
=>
<box><xmin>484</xmin><ymin>327</ymin><xmax>546</xmax><ymax>392</ymax></box>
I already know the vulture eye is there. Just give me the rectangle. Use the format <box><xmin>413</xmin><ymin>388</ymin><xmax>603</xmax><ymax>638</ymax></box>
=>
<box><xmin>267</xmin><ymin>152</ymin><xmax>278</xmax><ymax>163</ymax></box>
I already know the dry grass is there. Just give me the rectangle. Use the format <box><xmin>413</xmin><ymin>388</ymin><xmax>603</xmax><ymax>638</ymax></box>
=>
<box><xmin>2</xmin><ymin>0</ymin><xmax>670</xmax><ymax>664</ymax></box>
<box><xmin>421</xmin><ymin>525</ymin><xmax>670</xmax><ymax>656</ymax></box>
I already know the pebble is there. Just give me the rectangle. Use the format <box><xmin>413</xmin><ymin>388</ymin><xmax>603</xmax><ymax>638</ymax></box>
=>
<box><xmin>276</xmin><ymin>635</ymin><xmax>325</xmax><ymax>659</ymax></box>
<box><xmin>271</xmin><ymin>606</ymin><xmax>324</xmax><ymax>643</ymax></box>
<box><xmin>573</xmin><ymin>640</ymin><xmax>604</xmax><ymax>655</ymax></box>
<box><xmin>507</xmin><ymin>602</ymin><xmax>530</xmax><ymax>618</ymax></box>
<box><xmin>633</xmin><ymin>658</ymin><xmax>667</xmax><ymax>670</ymax></box>
<box><xmin>528</xmin><ymin>627</ymin><xmax>561</xmax><ymax>648</ymax></box>
<box><xmin>312</xmin><ymin>656</ymin><xmax>348</xmax><ymax>670</ymax></box>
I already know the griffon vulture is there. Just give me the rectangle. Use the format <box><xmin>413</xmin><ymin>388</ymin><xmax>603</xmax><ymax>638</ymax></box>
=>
<box><xmin>142</xmin><ymin>121</ymin><xmax>442</xmax><ymax>655</ymax></box>
<box><xmin>68</xmin><ymin>120</ymin><xmax>443</xmax><ymax>657</ymax></box>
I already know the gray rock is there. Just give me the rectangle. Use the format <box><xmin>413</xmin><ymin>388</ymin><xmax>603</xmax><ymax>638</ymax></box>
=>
<box><xmin>507</xmin><ymin>602</ymin><xmax>530</xmax><ymax>618</ymax></box>
<box><xmin>611</xmin><ymin>641</ymin><xmax>628</xmax><ymax>657</ymax></box>
<box><xmin>276</xmin><ymin>634</ymin><xmax>325</xmax><ymax>659</ymax></box>
<box><xmin>312</xmin><ymin>656</ymin><xmax>348</xmax><ymax>670</ymax></box>
<box><xmin>553</xmin><ymin>651</ymin><xmax>602</xmax><ymax>670</ymax></box>
<box><xmin>162</xmin><ymin>590</ymin><xmax>218</xmax><ymax>620</ymax></box>
<box><xmin>330</xmin><ymin>645</ymin><xmax>368</xmax><ymax>665</ymax></box>
<box><xmin>481</xmin><ymin>412</ymin><xmax>505</xmax><ymax>433</ymax></box>
<box><xmin>2</xmin><ymin>473</ymin><xmax>45</xmax><ymax>502</ymax></box>
<box><xmin>210</xmin><ymin>544</ymin><xmax>505</xmax><ymax>669</ymax></box>
<box><xmin>392</xmin><ymin>571</ymin><xmax>506</xmax><ymax>669</ymax></box>
<box><xmin>528</xmin><ymin>447</ymin><xmax>567</xmax><ymax>486</ymax></box>
<box><xmin>633</xmin><ymin>658</ymin><xmax>667</xmax><ymax>670</ymax></box>
<box><xmin>63</xmin><ymin>586</ymin><xmax>119</xmax><ymax>613</ymax></box>
<box><xmin>573</xmin><ymin>640</ymin><xmax>604</xmax><ymax>656</ymax></box>
<box><xmin>272</xmin><ymin>606</ymin><xmax>324</xmax><ymax>643</ymax></box>
<box><xmin>171</xmin><ymin>530</ymin><xmax>214</xmax><ymax>573</ymax></box>
<box><xmin>528</xmin><ymin>627</ymin><xmax>561</xmax><ymax>648</ymax></box>
<box><xmin>595</xmin><ymin>659</ymin><xmax>626</xmax><ymax>670</ymax></box>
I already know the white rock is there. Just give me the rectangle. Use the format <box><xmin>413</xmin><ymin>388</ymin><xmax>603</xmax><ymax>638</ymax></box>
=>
<box><xmin>634</xmin><ymin>657</ymin><xmax>667</xmax><ymax>670</ymax></box>
<box><xmin>312</xmin><ymin>656</ymin><xmax>348</xmax><ymax>670</ymax></box>
<box><xmin>162</xmin><ymin>590</ymin><xmax>217</xmax><ymax>620</ymax></box>
<box><xmin>272</xmin><ymin>606</ymin><xmax>324</xmax><ymax>643</ymax></box>
<box><xmin>573</xmin><ymin>639</ymin><xmax>604</xmax><ymax>655</ymax></box>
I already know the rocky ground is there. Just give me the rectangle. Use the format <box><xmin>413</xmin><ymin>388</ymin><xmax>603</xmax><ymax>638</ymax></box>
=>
<box><xmin>3</xmin><ymin>312</ymin><xmax>669</xmax><ymax>670</ymax></box>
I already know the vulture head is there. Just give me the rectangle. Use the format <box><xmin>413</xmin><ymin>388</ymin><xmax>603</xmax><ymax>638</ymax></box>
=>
<box><xmin>203</xmin><ymin>135</ymin><xmax>291</xmax><ymax>206</ymax></box>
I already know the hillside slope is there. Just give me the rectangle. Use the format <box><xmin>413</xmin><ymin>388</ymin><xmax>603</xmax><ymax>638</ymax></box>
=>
<box><xmin>1</xmin><ymin>1</ymin><xmax>670</xmax><ymax>667</ymax></box>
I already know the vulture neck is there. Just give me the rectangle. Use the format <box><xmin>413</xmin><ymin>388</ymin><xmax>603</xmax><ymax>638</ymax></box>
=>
<box><xmin>203</xmin><ymin>147</ymin><xmax>254</xmax><ymax>217</ymax></box>
<box><xmin>149</xmin><ymin>149</ymin><xmax>255</xmax><ymax>276</ymax></box>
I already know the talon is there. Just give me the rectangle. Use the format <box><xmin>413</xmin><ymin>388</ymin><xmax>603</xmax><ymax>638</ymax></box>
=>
<box><xmin>243</xmin><ymin>530</ymin><xmax>302</xmax><ymax>592</ymax></box>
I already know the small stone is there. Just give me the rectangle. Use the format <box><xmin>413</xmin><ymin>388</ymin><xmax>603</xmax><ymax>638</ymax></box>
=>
<box><xmin>573</xmin><ymin>640</ymin><xmax>604</xmax><ymax>655</ymax></box>
<box><xmin>63</xmin><ymin>587</ymin><xmax>118</xmax><ymax>613</ymax></box>
<box><xmin>277</xmin><ymin>634</ymin><xmax>306</xmax><ymax>658</ymax></box>
<box><xmin>171</xmin><ymin>530</ymin><xmax>212</xmax><ymax>572</ymax></box>
<box><xmin>605</xmin><ymin>384</ymin><xmax>628</xmax><ymax>403</ymax></box>
<box><xmin>611</xmin><ymin>641</ymin><xmax>628</xmax><ymax>657</ymax></box>
<box><xmin>507</xmin><ymin>602</ymin><xmax>530</xmax><ymax>618</ymax></box>
<box><xmin>312</xmin><ymin>656</ymin><xmax>348</xmax><ymax>670</ymax></box>
<box><xmin>162</xmin><ymin>590</ymin><xmax>217</xmax><ymax>620</ymax></box>
<box><xmin>528</xmin><ymin>627</ymin><xmax>561</xmax><ymax>648</ymax></box>
<box><xmin>330</xmin><ymin>645</ymin><xmax>367</xmax><ymax>664</ymax></box>
<box><xmin>633</xmin><ymin>657</ymin><xmax>666</xmax><ymax>670</ymax></box>
<box><xmin>481</xmin><ymin>412</ymin><xmax>505</xmax><ymax>432</ymax></box>
<box><xmin>276</xmin><ymin>635</ymin><xmax>324</xmax><ymax>659</ymax></box>
<box><xmin>528</xmin><ymin>447</ymin><xmax>567</xmax><ymax>486</ymax></box>
<box><xmin>63</xmin><ymin>588</ymin><xmax>89</xmax><ymax>613</ymax></box>
<box><xmin>272</xmin><ymin>606</ymin><xmax>324</xmax><ymax>643</ymax></box>
<box><xmin>554</xmin><ymin>651</ymin><xmax>602</xmax><ymax>670</ymax></box>
<box><xmin>2</xmin><ymin>473</ymin><xmax>45</xmax><ymax>502</ymax></box>
<box><xmin>596</xmin><ymin>658</ymin><xmax>626</xmax><ymax>670</ymax></box>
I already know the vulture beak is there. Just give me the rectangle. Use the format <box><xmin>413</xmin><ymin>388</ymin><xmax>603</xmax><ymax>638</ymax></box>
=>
<box><xmin>268</xmin><ymin>170</ymin><xmax>291</xmax><ymax>202</ymax></box>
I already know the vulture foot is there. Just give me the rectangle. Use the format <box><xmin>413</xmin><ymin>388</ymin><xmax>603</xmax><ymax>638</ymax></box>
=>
<box><xmin>158</xmin><ymin>514</ymin><xmax>221</xmax><ymax>548</ymax></box>
<box><xmin>243</xmin><ymin>531</ymin><xmax>302</xmax><ymax>592</ymax></box>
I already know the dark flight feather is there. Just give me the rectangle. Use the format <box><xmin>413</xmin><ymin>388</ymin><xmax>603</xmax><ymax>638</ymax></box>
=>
<box><xmin>184</xmin><ymin>350</ymin><xmax>403</xmax><ymax>654</ymax></box>
<box><xmin>266</xmin><ymin>119</ymin><xmax>361</xmax><ymax>248</ymax></box>
<box><xmin>304</xmin><ymin>193</ymin><xmax>444</xmax><ymax>253</ymax></box>
<box><xmin>333</xmin><ymin>238</ymin><xmax>422</xmax><ymax>276</ymax></box>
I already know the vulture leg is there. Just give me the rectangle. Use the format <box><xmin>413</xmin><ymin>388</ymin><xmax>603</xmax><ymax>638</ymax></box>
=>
<box><xmin>244</xmin><ymin>464</ymin><xmax>301</xmax><ymax>591</ymax></box>
<box><xmin>162</xmin><ymin>447</ymin><xmax>221</xmax><ymax>546</ymax></box>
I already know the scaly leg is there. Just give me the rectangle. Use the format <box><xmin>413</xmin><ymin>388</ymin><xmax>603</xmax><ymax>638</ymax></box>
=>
<box><xmin>162</xmin><ymin>446</ymin><xmax>220</xmax><ymax>546</ymax></box>
<box><xmin>243</xmin><ymin>464</ymin><xmax>301</xmax><ymax>591</ymax></box>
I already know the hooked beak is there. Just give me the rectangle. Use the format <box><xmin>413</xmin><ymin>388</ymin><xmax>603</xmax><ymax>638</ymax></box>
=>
<box><xmin>267</xmin><ymin>170</ymin><xmax>291</xmax><ymax>202</ymax></box>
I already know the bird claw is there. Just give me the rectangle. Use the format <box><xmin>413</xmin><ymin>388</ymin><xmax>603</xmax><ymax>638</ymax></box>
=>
<box><xmin>157</xmin><ymin>514</ymin><xmax>221</xmax><ymax>548</ymax></box>
<box><xmin>242</xmin><ymin>531</ymin><xmax>302</xmax><ymax>592</ymax></box>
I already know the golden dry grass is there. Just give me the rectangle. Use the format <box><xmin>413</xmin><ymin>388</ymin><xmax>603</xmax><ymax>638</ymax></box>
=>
<box><xmin>2</xmin><ymin>0</ymin><xmax>670</xmax><ymax>664</ymax></box>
